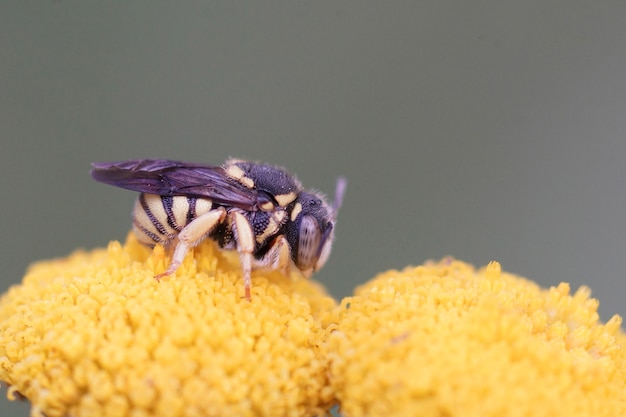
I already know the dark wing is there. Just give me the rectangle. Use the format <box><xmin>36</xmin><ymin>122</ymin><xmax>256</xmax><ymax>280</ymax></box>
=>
<box><xmin>91</xmin><ymin>159</ymin><xmax>260</xmax><ymax>210</ymax></box>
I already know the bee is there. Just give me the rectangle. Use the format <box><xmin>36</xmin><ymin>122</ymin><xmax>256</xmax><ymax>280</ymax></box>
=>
<box><xmin>91</xmin><ymin>159</ymin><xmax>346</xmax><ymax>300</ymax></box>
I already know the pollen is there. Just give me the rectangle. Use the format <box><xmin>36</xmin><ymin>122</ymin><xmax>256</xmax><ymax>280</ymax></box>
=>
<box><xmin>324</xmin><ymin>258</ymin><xmax>626</xmax><ymax>417</ymax></box>
<box><xmin>0</xmin><ymin>233</ymin><xmax>336</xmax><ymax>417</ymax></box>
<box><xmin>2</xmin><ymin>245</ymin><xmax>626</xmax><ymax>417</ymax></box>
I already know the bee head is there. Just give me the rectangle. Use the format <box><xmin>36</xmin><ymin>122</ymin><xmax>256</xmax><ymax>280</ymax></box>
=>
<box><xmin>286</xmin><ymin>177</ymin><xmax>346</xmax><ymax>275</ymax></box>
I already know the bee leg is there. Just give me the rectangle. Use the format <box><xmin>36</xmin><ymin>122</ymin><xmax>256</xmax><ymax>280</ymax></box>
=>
<box><xmin>273</xmin><ymin>236</ymin><xmax>292</xmax><ymax>274</ymax></box>
<box><xmin>280</xmin><ymin>240</ymin><xmax>294</xmax><ymax>276</ymax></box>
<box><xmin>231</xmin><ymin>211</ymin><xmax>255</xmax><ymax>301</ymax></box>
<box><xmin>154</xmin><ymin>207</ymin><xmax>227</xmax><ymax>280</ymax></box>
<box><xmin>253</xmin><ymin>235</ymin><xmax>292</xmax><ymax>275</ymax></box>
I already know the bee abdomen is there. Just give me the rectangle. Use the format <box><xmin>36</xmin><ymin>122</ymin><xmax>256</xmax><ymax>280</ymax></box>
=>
<box><xmin>132</xmin><ymin>193</ymin><xmax>213</xmax><ymax>246</ymax></box>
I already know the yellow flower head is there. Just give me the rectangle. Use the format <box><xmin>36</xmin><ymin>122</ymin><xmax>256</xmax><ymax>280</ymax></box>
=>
<box><xmin>2</xmin><ymin>239</ymin><xmax>625</xmax><ymax>417</ymax></box>
<box><xmin>0</xmin><ymin>234</ymin><xmax>336</xmax><ymax>417</ymax></box>
<box><xmin>325</xmin><ymin>258</ymin><xmax>626</xmax><ymax>417</ymax></box>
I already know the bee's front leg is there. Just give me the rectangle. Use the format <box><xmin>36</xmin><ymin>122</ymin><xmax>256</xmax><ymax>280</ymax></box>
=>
<box><xmin>231</xmin><ymin>211</ymin><xmax>255</xmax><ymax>301</ymax></box>
<box><xmin>155</xmin><ymin>207</ymin><xmax>227</xmax><ymax>280</ymax></box>
<box><xmin>252</xmin><ymin>235</ymin><xmax>292</xmax><ymax>275</ymax></box>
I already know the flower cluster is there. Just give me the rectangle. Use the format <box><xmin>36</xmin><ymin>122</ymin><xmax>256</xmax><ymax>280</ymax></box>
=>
<box><xmin>325</xmin><ymin>259</ymin><xmax>626</xmax><ymax>416</ymax></box>
<box><xmin>1</xmin><ymin>238</ymin><xmax>625</xmax><ymax>417</ymax></box>
<box><xmin>0</xmin><ymin>235</ymin><xmax>335</xmax><ymax>417</ymax></box>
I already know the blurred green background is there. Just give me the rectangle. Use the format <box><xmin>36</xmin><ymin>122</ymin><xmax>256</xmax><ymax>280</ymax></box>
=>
<box><xmin>2</xmin><ymin>2</ymin><xmax>626</xmax><ymax>415</ymax></box>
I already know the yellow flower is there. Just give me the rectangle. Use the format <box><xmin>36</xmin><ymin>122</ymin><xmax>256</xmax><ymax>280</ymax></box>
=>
<box><xmin>0</xmin><ymin>234</ymin><xmax>336</xmax><ymax>417</ymax></box>
<box><xmin>2</xmin><ymin>237</ymin><xmax>625</xmax><ymax>417</ymax></box>
<box><xmin>324</xmin><ymin>258</ymin><xmax>626</xmax><ymax>417</ymax></box>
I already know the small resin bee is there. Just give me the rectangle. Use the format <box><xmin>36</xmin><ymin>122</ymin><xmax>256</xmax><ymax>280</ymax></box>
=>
<box><xmin>91</xmin><ymin>159</ymin><xmax>346</xmax><ymax>300</ymax></box>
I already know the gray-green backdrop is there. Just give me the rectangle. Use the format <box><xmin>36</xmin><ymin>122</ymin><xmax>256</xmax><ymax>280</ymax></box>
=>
<box><xmin>2</xmin><ymin>2</ymin><xmax>626</xmax><ymax>416</ymax></box>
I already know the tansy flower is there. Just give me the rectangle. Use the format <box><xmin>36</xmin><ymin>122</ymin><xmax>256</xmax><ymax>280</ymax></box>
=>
<box><xmin>324</xmin><ymin>258</ymin><xmax>626</xmax><ymax>417</ymax></box>
<box><xmin>2</xmin><ymin>238</ymin><xmax>625</xmax><ymax>417</ymax></box>
<box><xmin>0</xmin><ymin>234</ymin><xmax>336</xmax><ymax>417</ymax></box>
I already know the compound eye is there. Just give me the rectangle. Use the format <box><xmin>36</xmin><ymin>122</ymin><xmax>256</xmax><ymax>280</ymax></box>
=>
<box><xmin>315</xmin><ymin>229</ymin><xmax>333</xmax><ymax>271</ymax></box>
<box><xmin>297</xmin><ymin>215</ymin><xmax>322</xmax><ymax>270</ymax></box>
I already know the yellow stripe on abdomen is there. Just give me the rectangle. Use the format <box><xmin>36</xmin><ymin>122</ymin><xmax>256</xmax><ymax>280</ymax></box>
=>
<box><xmin>132</xmin><ymin>193</ymin><xmax>216</xmax><ymax>247</ymax></box>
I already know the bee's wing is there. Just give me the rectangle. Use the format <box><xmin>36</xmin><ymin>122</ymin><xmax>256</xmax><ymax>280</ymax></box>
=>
<box><xmin>91</xmin><ymin>159</ymin><xmax>259</xmax><ymax>209</ymax></box>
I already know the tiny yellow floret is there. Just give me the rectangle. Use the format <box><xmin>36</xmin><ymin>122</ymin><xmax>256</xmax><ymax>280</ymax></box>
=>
<box><xmin>0</xmin><ymin>234</ymin><xmax>336</xmax><ymax>417</ymax></box>
<box><xmin>324</xmin><ymin>258</ymin><xmax>626</xmax><ymax>417</ymax></box>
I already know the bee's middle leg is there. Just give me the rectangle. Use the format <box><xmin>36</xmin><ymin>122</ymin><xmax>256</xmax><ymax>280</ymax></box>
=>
<box><xmin>231</xmin><ymin>211</ymin><xmax>256</xmax><ymax>301</ymax></box>
<box><xmin>155</xmin><ymin>207</ymin><xmax>226</xmax><ymax>280</ymax></box>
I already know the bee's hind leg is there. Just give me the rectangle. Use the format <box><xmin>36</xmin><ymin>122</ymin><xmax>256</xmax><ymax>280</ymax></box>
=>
<box><xmin>155</xmin><ymin>207</ymin><xmax>227</xmax><ymax>280</ymax></box>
